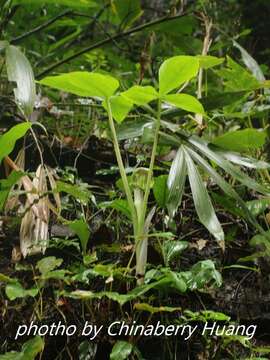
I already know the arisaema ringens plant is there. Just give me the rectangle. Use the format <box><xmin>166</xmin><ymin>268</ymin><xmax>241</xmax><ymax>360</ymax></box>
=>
<box><xmin>39</xmin><ymin>55</ymin><xmax>270</xmax><ymax>284</ymax></box>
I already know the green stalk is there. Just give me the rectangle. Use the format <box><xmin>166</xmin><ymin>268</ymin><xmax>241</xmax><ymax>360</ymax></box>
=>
<box><xmin>135</xmin><ymin>99</ymin><xmax>161</xmax><ymax>283</ymax></box>
<box><xmin>140</xmin><ymin>98</ymin><xmax>162</xmax><ymax>228</ymax></box>
<box><xmin>106</xmin><ymin>99</ymin><xmax>137</xmax><ymax>232</ymax></box>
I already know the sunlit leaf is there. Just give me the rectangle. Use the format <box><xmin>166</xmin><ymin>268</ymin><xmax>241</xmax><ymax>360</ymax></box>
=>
<box><xmin>121</xmin><ymin>85</ymin><xmax>158</xmax><ymax>105</ymax></box>
<box><xmin>196</xmin><ymin>55</ymin><xmax>224</xmax><ymax>69</ymax></box>
<box><xmin>40</xmin><ymin>72</ymin><xmax>119</xmax><ymax>99</ymax></box>
<box><xmin>103</xmin><ymin>95</ymin><xmax>133</xmax><ymax>123</ymax></box>
<box><xmin>164</xmin><ymin>94</ymin><xmax>205</xmax><ymax>114</ymax></box>
<box><xmin>0</xmin><ymin>123</ymin><xmax>31</xmax><ymax>164</ymax></box>
<box><xmin>159</xmin><ymin>56</ymin><xmax>199</xmax><ymax>95</ymax></box>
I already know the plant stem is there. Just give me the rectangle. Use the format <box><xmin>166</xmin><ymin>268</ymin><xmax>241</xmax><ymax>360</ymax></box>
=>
<box><xmin>140</xmin><ymin>98</ymin><xmax>162</xmax><ymax>229</ymax></box>
<box><xmin>105</xmin><ymin>99</ymin><xmax>137</xmax><ymax>233</ymax></box>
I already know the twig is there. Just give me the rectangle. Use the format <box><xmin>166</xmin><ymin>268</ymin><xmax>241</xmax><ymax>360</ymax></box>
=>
<box><xmin>36</xmin><ymin>12</ymin><xmax>191</xmax><ymax>79</ymax></box>
<box><xmin>10</xmin><ymin>10</ymin><xmax>72</xmax><ymax>44</ymax></box>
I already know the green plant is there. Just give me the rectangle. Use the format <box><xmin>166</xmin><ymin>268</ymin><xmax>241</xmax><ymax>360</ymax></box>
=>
<box><xmin>40</xmin><ymin>53</ymin><xmax>270</xmax><ymax>285</ymax></box>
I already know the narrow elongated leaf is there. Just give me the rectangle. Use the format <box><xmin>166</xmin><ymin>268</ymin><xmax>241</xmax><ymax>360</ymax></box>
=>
<box><xmin>233</xmin><ymin>41</ymin><xmax>265</xmax><ymax>81</ymax></box>
<box><xmin>121</xmin><ymin>85</ymin><xmax>158</xmax><ymax>105</ymax></box>
<box><xmin>39</xmin><ymin>72</ymin><xmax>119</xmax><ymax>99</ymax></box>
<box><xmin>214</xmin><ymin>149</ymin><xmax>270</xmax><ymax>169</ymax></box>
<box><xmin>159</xmin><ymin>56</ymin><xmax>199</xmax><ymax>95</ymax></box>
<box><xmin>153</xmin><ymin>175</ymin><xmax>168</xmax><ymax>208</ymax></box>
<box><xmin>184</xmin><ymin>148</ymin><xmax>224</xmax><ymax>248</ymax></box>
<box><xmin>6</xmin><ymin>45</ymin><xmax>36</xmax><ymax>116</ymax></box>
<box><xmin>0</xmin><ymin>123</ymin><xmax>31</xmax><ymax>164</ymax></box>
<box><xmin>188</xmin><ymin>135</ymin><xmax>270</xmax><ymax>195</ymax></box>
<box><xmin>212</xmin><ymin>129</ymin><xmax>267</xmax><ymax>152</ymax></box>
<box><xmin>185</xmin><ymin>146</ymin><xmax>265</xmax><ymax>233</ymax></box>
<box><xmin>167</xmin><ymin>146</ymin><xmax>187</xmax><ymax>219</ymax></box>
<box><xmin>164</xmin><ymin>94</ymin><xmax>205</xmax><ymax>114</ymax></box>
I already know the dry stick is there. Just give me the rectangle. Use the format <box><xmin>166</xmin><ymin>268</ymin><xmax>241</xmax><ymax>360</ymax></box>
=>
<box><xmin>36</xmin><ymin>12</ymin><xmax>190</xmax><ymax>79</ymax></box>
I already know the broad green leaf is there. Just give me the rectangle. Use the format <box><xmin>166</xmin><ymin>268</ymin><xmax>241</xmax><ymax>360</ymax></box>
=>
<box><xmin>103</xmin><ymin>95</ymin><xmax>133</xmax><ymax>123</ymax></box>
<box><xmin>68</xmin><ymin>219</ymin><xmax>90</xmax><ymax>255</ymax></box>
<box><xmin>134</xmin><ymin>303</ymin><xmax>181</xmax><ymax>314</ymax></box>
<box><xmin>159</xmin><ymin>56</ymin><xmax>199</xmax><ymax>95</ymax></box>
<box><xmin>153</xmin><ymin>175</ymin><xmax>168</xmax><ymax>208</ymax></box>
<box><xmin>5</xmin><ymin>282</ymin><xmax>38</xmax><ymax>301</ymax></box>
<box><xmin>164</xmin><ymin>94</ymin><xmax>205</xmax><ymax>114</ymax></box>
<box><xmin>36</xmin><ymin>256</ymin><xmax>63</xmax><ymax>275</ymax></box>
<box><xmin>6</xmin><ymin>45</ymin><xmax>36</xmax><ymax>116</ymax></box>
<box><xmin>167</xmin><ymin>147</ymin><xmax>187</xmax><ymax>219</ymax></box>
<box><xmin>196</xmin><ymin>55</ymin><xmax>224</xmax><ymax>69</ymax></box>
<box><xmin>0</xmin><ymin>123</ymin><xmax>31</xmax><ymax>164</ymax></box>
<box><xmin>212</xmin><ymin>129</ymin><xmax>267</xmax><ymax>152</ymax></box>
<box><xmin>39</xmin><ymin>72</ymin><xmax>119</xmax><ymax>99</ymax></box>
<box><xmin>56</xmin><ymin>181</ymin><xmax>91</xmax><ymax>205</ymax></box>
<box><xmin>185</xmin><ymin>260</ymin><xmax>222</xmax><ymax>290</ymax></box>
<box><xmin>12</xmin><ymin>0</ymin><xmax>97</xmax><ymax>8</ymax></box>
<box><xmin>0</xmin><ymin>336</ymin><xmax>44</xmax><ymax>360</ymax></box>
<box><xmin>100</xmin><ymin>199</ymin><xmax>131</xmax><ymax>219</ymax></box>
<box><xmin>184</xmin><ymin>148</ymin><xmax>224</xmax><ymax>248</ymax></box>
<box><xmin>113</xmin><ymin>0</ymin><xmax>143</xmax><ymax>28</ymax></box>
<box><xmin>246</xmin><ymin>198</ymin><xmax>270</xmax><ymax>217</ymax></box>
<box><xmin>110</xmin><ymin>341</ymin><xmax>133</xmax><ymax>360</ymax></box>
<box><xmin>216</xmin><ymin>56</ymin><xmax>261</xmax><ymax>92</ymax></box>
<box><xmin>0</xmin><ymin>171</ymin><xmax>24</xmax><ymax>210</ymax></box>
<box><xmin>163</xmin><ymin>240</ymin><xmax>188</xmax><ymax>266</ymax></box>
<box><xmin>121</xmin><ymin>85</ymin><xmax>158</xmax><ymax>105</ymax></box>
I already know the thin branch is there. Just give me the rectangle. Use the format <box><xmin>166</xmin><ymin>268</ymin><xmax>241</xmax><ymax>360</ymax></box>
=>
<box><xmin>36</xmin><ymin>11</ymin><xmax>190</xmax><ymax>79</ymax></box>
<box><xmin>10</xmin><ymin>10</ymin><xmax>72</xmax><ymax>44</ymax></box>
